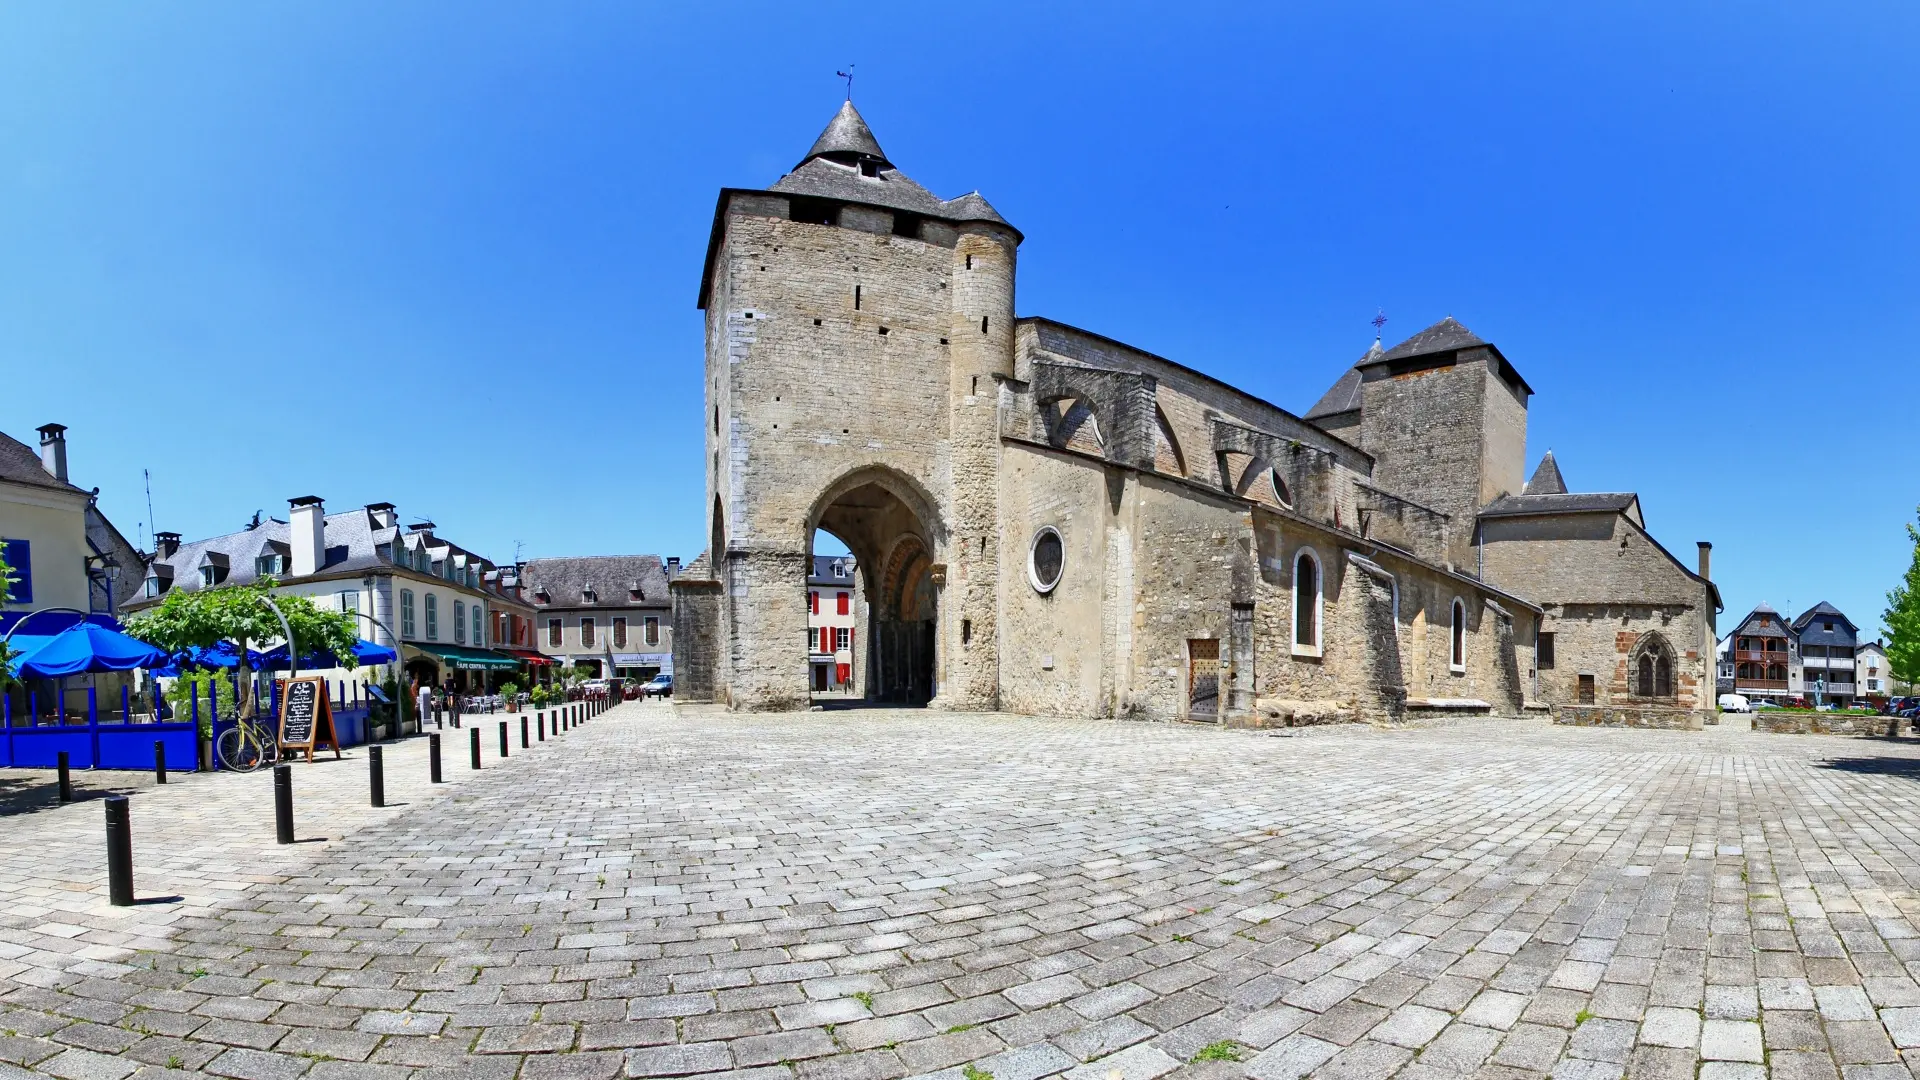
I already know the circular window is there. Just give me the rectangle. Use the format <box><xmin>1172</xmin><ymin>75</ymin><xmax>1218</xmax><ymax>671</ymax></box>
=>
<box><xmin>1028</xmin><ymin>527</ymin><xmax>1064</xmax><ymax>594</ymax></box>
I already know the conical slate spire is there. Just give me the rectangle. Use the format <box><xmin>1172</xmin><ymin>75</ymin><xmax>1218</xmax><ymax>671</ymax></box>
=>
<box><xmin>801</xmin><ymin>101</ymin><xmax>888</xmax><ymax>167</ymax></box>
<box><xmin>1525</xmin><ymin>451</ymin><xmax>1568</xmax><ymax>496</ymax></box>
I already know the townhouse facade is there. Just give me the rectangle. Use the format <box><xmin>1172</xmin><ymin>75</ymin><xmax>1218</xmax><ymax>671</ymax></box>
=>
<box><xmin>807</xmin><ymin>554</ymin><xmax>860</xmax><ymax>693</ymax></box>
<box><xmin>521</xmin><ymin>556</ymin><xmax>674</xmax><ymax>682</ymax></box>
<box><xmin>131</xmin><ymin>497</ymin><xmax>537</xmax><ymax>691</ymax></box>
<box><xmin>1</xmin><ymin>424</ymin><xmax>143</xmax><ymax>620</ymax></box>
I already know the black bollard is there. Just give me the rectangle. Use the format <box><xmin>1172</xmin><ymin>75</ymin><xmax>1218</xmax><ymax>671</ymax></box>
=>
<box><xmin>56</xmin><ymin>751</ymin><xmax>72</xmax><ymax>803</ymax></box>
<box><xmin>104</xmin><ymin>796</ymin><xmax>134</xmax><ymax>907</ymax></box>
<box><xmin>469</xmin><ymin>727</ymin><xmax>481</xmax><ymax>770</ymax></box>
<box><xmin>537</xmin><ymin>712</ymin><xmax>545</xmax><ymax>741</ymax></box>
<box><xmin>521</xmin><ymin>716</ymin><xmax>529</xmax><ymax>749</ymax></box>
<box><xmin>273</xmin><ymin>764</ymin><xmax>294</xmax><ymax>844</ymax></box>
<box><xmin>369</xmin><ymin>745</ymin><xmax>385</xmax><ymax>807</ymax></box>
<box><xmin>429</xmin><ymin>733</ymin><xmax>443</xmax><ymax>783</ymax></box>
<box><xmin>498</xmin><ymin>720</ymin><xmax>508</xmax><ymax>759</ymax></box>
<box><xmin>154</xmin><ymin>740</ymin><xmax>167</xmax><ymax>784</ymax></box>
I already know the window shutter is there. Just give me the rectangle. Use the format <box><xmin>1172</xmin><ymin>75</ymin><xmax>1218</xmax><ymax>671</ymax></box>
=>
<box><xmin>1</xmin><ymin>539</ymin><xmax>29</xmax><ymax>603</ymax></box>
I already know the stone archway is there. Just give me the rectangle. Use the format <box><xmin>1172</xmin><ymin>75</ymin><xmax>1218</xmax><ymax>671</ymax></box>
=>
<box><xmin>807</xmin><ymin>468</ymin><xmax>942</xmax><ymax>707</ymax></box>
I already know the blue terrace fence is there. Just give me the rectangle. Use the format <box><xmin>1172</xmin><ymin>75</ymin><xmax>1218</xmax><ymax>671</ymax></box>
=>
<box><xmin>1</xmin><ymin>674</ymin><xmax>404</xmax><ymax>770</ymax></box>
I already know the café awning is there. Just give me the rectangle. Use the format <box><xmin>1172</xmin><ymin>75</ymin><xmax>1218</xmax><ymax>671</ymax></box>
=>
<box><xmin>504</xmin><ymin>649</ymin><xmax>556</xmax><ymax>666</ymax></box>
<box><xmin>408</xmin><ymin>643</ymin><xmax>521</xmax><ymax>671</ymax></box>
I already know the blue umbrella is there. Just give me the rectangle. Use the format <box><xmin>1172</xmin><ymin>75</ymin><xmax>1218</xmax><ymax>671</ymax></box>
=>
<box><xmin>259</xmin><ymin>638</ymin><xmax>398</xmax><ymax>670</ymax></box>
<box><xmin>10</xmin><ymin>623</ymin><xmax>167</xmax><ymax>679</ymax></box>
<box><xmin>149</xmin><ymin>640</ymin><xmax>267</xmax><ymax>677</ymax></box>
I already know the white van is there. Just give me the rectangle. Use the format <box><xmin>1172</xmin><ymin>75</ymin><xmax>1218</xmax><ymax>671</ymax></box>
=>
<box><xmin>1718</xmin><ymin>693</ymin><xmax>1751</xmax><ymax>713</ymax></box>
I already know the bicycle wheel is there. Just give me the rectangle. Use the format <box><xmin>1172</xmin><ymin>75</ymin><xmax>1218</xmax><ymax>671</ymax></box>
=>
<box><xmin>217</xmin><ymin>726</ymin><xmax>264</xmax><ymax>772</ymax></box>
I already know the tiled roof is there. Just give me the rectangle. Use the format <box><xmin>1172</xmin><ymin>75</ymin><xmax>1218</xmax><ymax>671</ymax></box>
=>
<box><xmin>143</xmin><ymin>509</ymin><xmax>394</xmax><ymax>595</ymax></box>
<box><xmin>1524</xmin><ymin>452</ymin><xmax>1568</xmax><ymax>496</ymax></box>
<box><xmin>1374</xmin><ymin>317</ymin><xmax>1487</xmax><ymax>363</ymax></box>
<box><xmin>0</xmin><ymin>430</ymin><xmax>80</xmax><ymax>494</ymax></box>
<box><xmin>1478</xmin><ymin>492</ymin><xmax>1638</xmax><ymax>518</ymax></box>
<box><xmin>808</xmin><ymin>554</ymin><xmax>857</xmax><ymax>587</ymax></box>
<box><xmin>766</xmin><ymin>103</ymin><xmax>1012</xmax><ymax>229</ymax></box>
<box><xmin>1303</xmin><ymin>341</ymin><xmax>1382</xmax><ymax>420</ymax></box>
<box><xmin>521</xmin><ymin>556</ymin><xmax>670</xmax><ymax>609</ymax></box>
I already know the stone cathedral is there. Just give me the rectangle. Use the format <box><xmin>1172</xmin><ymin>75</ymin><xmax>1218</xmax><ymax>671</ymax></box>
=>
<box><xmin>672</xmin><ymin>102</ymin><xmax>1720</xmax><ymax>727</ymax></box>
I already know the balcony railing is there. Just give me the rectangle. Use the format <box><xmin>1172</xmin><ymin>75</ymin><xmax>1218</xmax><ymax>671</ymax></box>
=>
<box><xmin>1735</xmin><ymin>650</ymin><xmax>1788</xmax><ymax>663</ymax></box>
<box><xmin>1736</xmin><ymin>678</ymin><xmax>1789</xmax><ymax>690</ymax></box>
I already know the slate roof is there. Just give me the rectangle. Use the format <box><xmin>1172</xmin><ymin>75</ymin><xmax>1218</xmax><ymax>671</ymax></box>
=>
<box><xmin>808</xmin><ymin>555</ymin><xmax>857</xmax><ymax>587</ymax></box>
<box><xmin>1303</xmin><ymin>341</ymin><xmax>1382</xmax><ymax>420</ymax></box>
<box><xmin>521</xmin><ymin>556</ymin><xmax>671</xmax><ymax>610</ymax></box>
<box><xmin>0</xmin><ymin>430</ymin><xmax>80</xmax><ymax>494</ymax></box>
<box><xmin>802</xmin><ymin>101</ymin><xmax>889</xmax><ymax>164</ymax></box>
<box><xmin>142</xmin><ymin>510</ymin><xmax>392</xmax><ymax>597</ymax></box>
<box><xmin>1372</xmin><ymin>317</ymin><xmax>1488</xmax><ymax>364</ymax></box>
<box><xmin>1732</xmin><ymin>604</ymin><xmax>1791</xmax><ymax>638</ymax></box>
<box><xmin>1524</xmin><ymin>452</ymin><xmax>1568</xmax><ymax>496</ymax></box>
<box><xmin>1792</xmin><ymin>601</ymin><xmax>1857</xmax><ymax>633</ymax></box>
<box><xmin>1478</xmin><ymin>492</ymin><xmax>1639</xmax><ymax>519</ymax></box>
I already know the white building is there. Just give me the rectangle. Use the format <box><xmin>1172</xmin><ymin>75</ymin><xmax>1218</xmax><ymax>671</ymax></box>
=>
<box><xmin>808</xmin><ymin>554</ymin><xmax>860</xmax><ymax>693</ymax></box>
<box><xmin>130</xmin><ymin>498</ymin><xmax>536</xmax><ymax>692</ymax></box>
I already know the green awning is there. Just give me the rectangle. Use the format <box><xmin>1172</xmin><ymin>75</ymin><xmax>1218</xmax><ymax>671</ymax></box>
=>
<box><xmin>407</xmin><ymin>643</ymin><xmax>522</xmax><ymax>671</ymax></box>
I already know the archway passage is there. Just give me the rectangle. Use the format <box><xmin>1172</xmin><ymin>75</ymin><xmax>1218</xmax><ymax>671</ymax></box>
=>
<box><xmin>811</xmin><ymin>473</ymin><xmax>939</xmax><ymax>707</ymax></box>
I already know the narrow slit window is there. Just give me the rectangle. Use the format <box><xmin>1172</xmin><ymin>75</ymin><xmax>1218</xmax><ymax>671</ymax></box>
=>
<box><xmin>854</xmin><ymin>285</ymin><xmax>861</xmax><ymax>310</ymax></box>
<box><xmin>980</xmin><ymin>315</ymin><xmax>989</xmax><ymax>334</ymax></box>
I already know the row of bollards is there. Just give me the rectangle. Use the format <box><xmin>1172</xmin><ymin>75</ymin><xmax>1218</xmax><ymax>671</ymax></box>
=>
<box><xmin>93</xmin><ymin>698</ymin><xmax>611</xmax><ymax>905</ymax></box>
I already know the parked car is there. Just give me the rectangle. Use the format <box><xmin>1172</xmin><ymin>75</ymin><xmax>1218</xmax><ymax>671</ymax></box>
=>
<box><xmin>1885</xmin><ymin>696</ymin><xmax>1917</xmax><ymax>716</ymax></box>
<box><xmin>642</xmin><ymin>674</ymin><xmax>673</xmax><ymax>699</ymax></box>
<box><xmin>1753</xmin><ymin>701</ymin><xmax>1784</xmax><ymax>711</ymax></box>
<box><xmin>1717</xmin><ymin>693</ymin><xmax>1751</xmax><ymax>713</ymax></box>
<box><xmin>582</xmin><ymin>679</ymin><xmax>609</xmax><ymax>695</ymax></box>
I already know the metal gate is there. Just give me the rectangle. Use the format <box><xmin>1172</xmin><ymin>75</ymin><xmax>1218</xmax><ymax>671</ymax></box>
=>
<box><xmin>1188</xmin><ymin>638</ymin><xmax>1220</xmax><ymax>719</ymax></box>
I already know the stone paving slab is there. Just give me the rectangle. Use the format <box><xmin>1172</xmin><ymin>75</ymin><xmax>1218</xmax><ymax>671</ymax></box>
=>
<box><xmin>5</xmin><ymin>704</ymin><xmax>1920</xmax><ymax>1078</ymax></box>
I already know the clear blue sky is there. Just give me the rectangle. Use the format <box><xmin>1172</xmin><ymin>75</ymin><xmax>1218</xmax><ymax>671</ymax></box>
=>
<box><xmin>3</xmin><ymin>4</ymin><xmax>1914</xmax><ymax>639</ymax></box>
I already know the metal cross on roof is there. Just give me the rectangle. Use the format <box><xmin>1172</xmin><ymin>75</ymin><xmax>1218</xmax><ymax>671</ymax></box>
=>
<box><xmin>836</xmin><ymin>65</ymin><xmax>854</xmax><ymax>100</ymax></box>
<box><xmin>1371</xmin><ymin>309</ymin><xmax>1388</xmax><ymax>333</ymax></box>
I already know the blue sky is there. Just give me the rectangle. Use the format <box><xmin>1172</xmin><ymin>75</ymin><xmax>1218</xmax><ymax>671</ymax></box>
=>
<box><xmin>3</xmin><ymin>4</ymin><xmax>1914</xmax><ymax>639</ymax></box>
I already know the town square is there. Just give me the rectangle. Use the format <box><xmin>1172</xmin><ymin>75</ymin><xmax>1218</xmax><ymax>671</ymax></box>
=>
<box><xmin>3</xmin><ymin>5</ymin><xmax>1919</xmax><ymax>1078</ymax></box>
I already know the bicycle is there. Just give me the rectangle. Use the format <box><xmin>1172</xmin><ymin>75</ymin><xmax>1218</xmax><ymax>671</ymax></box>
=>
<box><xmin>216</xmin><ymin>715</ymin><xmax>279</xmax><ymax>772</ymax></box>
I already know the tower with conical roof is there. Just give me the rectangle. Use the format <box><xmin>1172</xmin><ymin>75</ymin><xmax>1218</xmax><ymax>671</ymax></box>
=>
<box><xmin>680</xmin><ymin>101</ymin><xmax>1020</xmax><ymax>711</ymax></box>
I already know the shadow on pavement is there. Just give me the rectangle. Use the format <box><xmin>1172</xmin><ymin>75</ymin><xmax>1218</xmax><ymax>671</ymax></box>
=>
<box><xmin>1815</xmin><ymin>756</ymin><xmax>1920</xmax><ymax>777</ymax></box>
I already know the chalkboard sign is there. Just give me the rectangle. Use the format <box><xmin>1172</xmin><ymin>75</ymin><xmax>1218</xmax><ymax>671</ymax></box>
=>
<box><xmin>277</xmin><ymin>676</ymin><xmax>341</xmax><ymax>762</ymax></box>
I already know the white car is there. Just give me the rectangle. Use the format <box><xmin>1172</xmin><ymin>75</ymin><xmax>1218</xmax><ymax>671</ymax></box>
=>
<box><xmin>1717</xmin><ymin>693</ymin><xmax>1751</xmax><ymax>713</ymax></box>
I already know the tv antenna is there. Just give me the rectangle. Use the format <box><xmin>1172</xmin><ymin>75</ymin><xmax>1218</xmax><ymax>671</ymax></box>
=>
<box><xmin>143</xmin><ymin>469</ymin><xmax>156</xmax><ymax>550</ymax></box>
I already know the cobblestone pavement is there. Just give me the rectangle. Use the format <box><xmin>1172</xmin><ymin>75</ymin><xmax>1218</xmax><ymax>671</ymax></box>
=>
<box><xmin>6</xmin><ymin>704</ymin><xmax>1920</xmax><ymax>1080</ymax></box>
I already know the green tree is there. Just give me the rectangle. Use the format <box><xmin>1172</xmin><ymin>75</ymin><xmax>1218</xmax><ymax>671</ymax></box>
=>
<box><xmin>1884</xmin><ymin>506</ymin><xmax>1920</xmax><ymax>696</ymax></box>
<box><xmin>124</xmin><ymin>577</ymin><xmax>358</xmax><ymax>721</ymax></box>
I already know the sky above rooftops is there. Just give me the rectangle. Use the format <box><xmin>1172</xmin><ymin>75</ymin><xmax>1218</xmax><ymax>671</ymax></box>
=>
<box><xmin>1</xmin><ymin>3</ymin><xmax>1914</xmax><ymax>637</ymax></box>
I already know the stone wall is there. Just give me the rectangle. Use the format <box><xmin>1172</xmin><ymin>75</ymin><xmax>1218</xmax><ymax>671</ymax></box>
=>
<box><xmin>1553</xmin><ymin>705</ymin><xmax>1703</xmax><ymax>730</ymax></box>
<box><xmin>1754</xmin><ymin>712</ymin><xmax>1901</xmax><ymax>736</ymax></box>
<box><xmin>1482</xmin><ymin>511</ymin><xmax>1715</xmax><ymax>719</ymax></box>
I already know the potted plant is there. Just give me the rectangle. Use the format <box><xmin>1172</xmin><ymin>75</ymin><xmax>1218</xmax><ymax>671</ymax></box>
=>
<box><xmin>500</xmin><ymin>680</ymin><xmax>519</xmax><ymax>713</ymax></box>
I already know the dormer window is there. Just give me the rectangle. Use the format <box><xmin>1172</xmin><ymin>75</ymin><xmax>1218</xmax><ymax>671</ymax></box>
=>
<box><xmin>256</xmin><ymin>554</ymin><xmax>283</xmax><ymax>576</ymax></box>
<box><xmin>582</xmin><ymin>587</ymin><xmax>597</xmax><ymax>604</ymax></box>
<box><xmin>201</xmin><ymin>566</ymin><xmax>219</xmax><ymax>587</ymax></box>
<box><xmin>860</xmin><ymin>160</ymin><xmax>879</xmax><ymax>178</ymax></box>
<box><xmin>144</xmin><ymin>576</ymin><xmax>164</xmax><ymax>598</ymax></box>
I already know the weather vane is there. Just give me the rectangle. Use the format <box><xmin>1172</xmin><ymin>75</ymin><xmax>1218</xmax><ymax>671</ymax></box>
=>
<box><xmin>837</xmin><ymin>65</ymin><xmax>854</xmax><ymax>101</ymax></box>
<box><xmin>1371</xmin><ymin>309</ymin><xmax>1388</xmax><ymax>337</ymax></box>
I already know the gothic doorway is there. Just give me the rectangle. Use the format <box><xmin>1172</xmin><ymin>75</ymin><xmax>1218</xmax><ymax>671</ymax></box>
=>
<box><xmin>808</xmin><ymin>469</ymin><xmax>941</xmax><ymax>707</ymax></box>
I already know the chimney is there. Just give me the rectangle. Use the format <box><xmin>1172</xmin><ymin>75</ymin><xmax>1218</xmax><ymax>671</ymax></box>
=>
<box><xmin>289</xmin><ymin>496</ymin><xmax>325</xmax><ymax>577</ymax></box>
<box><xmin>155</xmin><ymin>532</ymin><xmax>181</xmax><ymax>559</ymax></box>
<box><xmin>365</xmin><ymin>502</ymin><xmax>398</xmax><ymax>529</ymax></box>
<box><xmin>666</xmin><ymin>556</ymin><xmax>681</xmax><ymax>578</ymax></box>
<box><xmin>1697</xmin><ymin>541</ymin><xmax>1712</xmax><ymax>581</ymax></box>
<box><xmin>36</xmin><ymin>424</ymin><xmax>68</xmax><ymax>483</ymax></box>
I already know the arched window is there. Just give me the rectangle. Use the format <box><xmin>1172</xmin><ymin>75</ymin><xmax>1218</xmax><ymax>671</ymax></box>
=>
<box><xmin>1292</xmin><ymin>549</ymin><xmax>1321</xmax><ymax>656</ymax></box>
<box><xmin>1629</xmin><ymin>632</ymin><xmax>1678</xmax><ymax>699</ymax></box>
<box><xmin>1450</xmin><ymin>599</ymin><xmax>1466</xmax><ymax>671</ymax></box>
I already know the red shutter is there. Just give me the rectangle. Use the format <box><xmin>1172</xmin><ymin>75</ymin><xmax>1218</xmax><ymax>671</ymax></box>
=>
<box><xmin>837</xmin><ymin>592</ymin><xmax>849</xmax><ymax>615</ymax></box>
<box><xmin>810</xmin><ymin>591</ymin><xmax>818</xmax><ymax>614</ymax></box>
